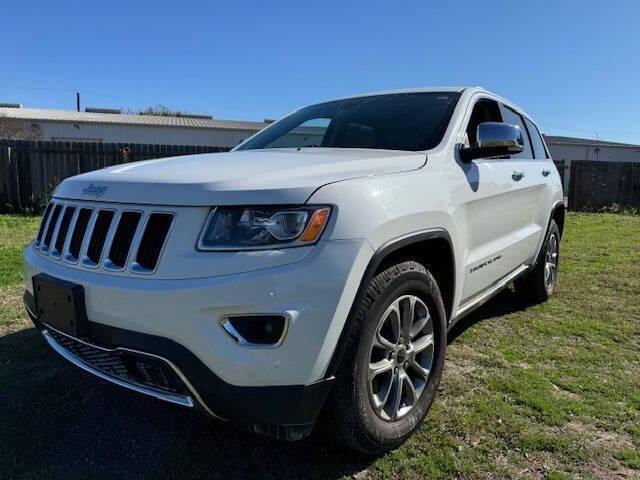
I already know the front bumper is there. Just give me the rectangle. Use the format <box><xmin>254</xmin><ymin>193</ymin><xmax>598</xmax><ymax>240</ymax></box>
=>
<box><xmin>25</xmin><ymin>291</ymin><xmax>334</xmax><ymax>439</ymax></box>
<box><xmin>23</xmin><ymin>237</ymin><xmax>373</xmax><ymax>436</ymax></box>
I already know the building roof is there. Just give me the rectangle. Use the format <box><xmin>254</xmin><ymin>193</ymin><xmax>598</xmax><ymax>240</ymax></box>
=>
<box><xmin>4</xmin><ymin>106</ymin><xmax>638</xmax><ymax>148</ymax></box>
<box><xmin>0</xmin><ymin>107</ymin><xmax>269</xmax><ymax>132</ymax></box>
<box><xmin>543</xmin><ymin>135</ymin><xmax>640</xmax><ymax>148</ymax></box>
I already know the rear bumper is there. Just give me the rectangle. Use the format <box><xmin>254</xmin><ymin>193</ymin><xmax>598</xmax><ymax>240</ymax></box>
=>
<box><xmin>24</xmin><ymin>291</ymin><xmax>333</xmax><ymax>440</ymax></box>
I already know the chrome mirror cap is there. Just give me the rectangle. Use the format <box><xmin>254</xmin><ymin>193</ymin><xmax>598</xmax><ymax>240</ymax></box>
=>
<box><xmin>477</xmin><ymin>122</ymin><xmax>525</xmax><ymax>152</ymax></box>
<box><xmin>460</xmin><ymin>122</ymin><xmax>525</xmax><ymax>162</ymax></box>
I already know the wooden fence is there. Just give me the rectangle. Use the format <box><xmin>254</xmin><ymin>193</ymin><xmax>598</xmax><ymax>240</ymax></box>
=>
<box><xmin>0</xmin><ymin>140</ymin><xmax>230</xmax><ymax>212</ymax></box>
<box><xmin>1</xmin><ymin>141</ymin><xmax>638</xmax><ymax>213</ymax></box>
<box><xmin>569</xmin><ymin>160</ymin><xmax>640</xmax><ymax>211</ymax></box>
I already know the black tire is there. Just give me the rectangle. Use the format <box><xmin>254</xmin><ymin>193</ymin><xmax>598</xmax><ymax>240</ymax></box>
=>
<box><xmin>515</xmin><ymin>219</ymin><xmax>561</xmax><ymax>302</ymax></box>
<box><xmin>321</xmin><ymin>261</ymin><xmax>447</xmax><ymax>454</ymax></box>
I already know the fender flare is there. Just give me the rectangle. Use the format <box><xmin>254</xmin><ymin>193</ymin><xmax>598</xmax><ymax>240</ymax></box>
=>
<box><xmin>528</xmin><ymin>200</ymin><xmax>565</xmax><ymax>270</ymax></box>
<box><xmin>324</xmin><ymin>228</ymin><xmax>454</xmax><ymax>378</ymax></box>
<box><xmin>550</xmin><ymin>200</ymin><xmax>566</xmax><ymax>237</ymax></box>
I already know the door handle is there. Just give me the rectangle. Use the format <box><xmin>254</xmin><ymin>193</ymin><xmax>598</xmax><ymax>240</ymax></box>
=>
<box><xmin>512</xmin><ymin>170</ymin><xmax>525</xmax><ymax>181</ymax></box>
<box><xmin>542</xmin><ymin>169</ymin><xmax>551</xmax><ymax>177</ymax></box>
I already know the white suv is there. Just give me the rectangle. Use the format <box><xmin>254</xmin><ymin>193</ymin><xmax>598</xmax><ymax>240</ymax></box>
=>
<box><xmin>23</xmin><ymin>87</ymin><xmax>564</xmax><ymax>453</ymax></box>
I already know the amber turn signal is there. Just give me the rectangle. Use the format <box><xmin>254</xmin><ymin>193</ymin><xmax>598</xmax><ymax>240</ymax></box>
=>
<box><xmin>300</xmin><ymin>207</ymin><xmax>331</xmax><ymax>242</ymax></box>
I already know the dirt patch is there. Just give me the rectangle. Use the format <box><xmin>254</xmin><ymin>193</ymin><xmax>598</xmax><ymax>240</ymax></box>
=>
<box><xmin>557</xmin><ymin>421</ymin><xmax>635</xmax><ymax>451</ymax></box>
<box><xmin>0</xmin><ymin>286</ymin><xmax>30</xmax><ymax>335</ymax></box>
<box><xmin>551</xmin><ymin>382</ymin><xmax>581</xmax><ymax>401</ymax></box>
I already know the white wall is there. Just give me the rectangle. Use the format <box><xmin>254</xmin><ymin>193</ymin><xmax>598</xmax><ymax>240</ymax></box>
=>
<box><xmin>36</xmin><ymin>121</ymin><xmax>257</xmax><ymax>147</ymax></box>
<box><xmin>547</xmin><ymin>143</ymin><xmax>640</xmax><ymax>163</ymax></box>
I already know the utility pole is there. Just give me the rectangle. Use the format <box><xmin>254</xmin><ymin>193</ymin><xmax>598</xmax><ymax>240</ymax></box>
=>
<box><xmin>76</xmin><ymin>92</ymin><xmax>80</xmax><ymax>112</ymax></box>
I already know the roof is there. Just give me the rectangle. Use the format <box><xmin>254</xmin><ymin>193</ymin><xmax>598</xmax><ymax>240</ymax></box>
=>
<box><xmin>0</xmin><ymin>107</ymin><xmax>269</xmax><ymax>132</ymax></box>
<box><xmin>543</xmin><ymin>135</ymin><xmax>640</xmax><ymax>148</ymax></box>
<box><xmin>349</xmin><ymin>86</ymin><xmax>468</xmax><ymax>96</ymax></box>
<box><xmin>325</xmin><ymin>86</ymin><xmax>469</xmax><ymax>103</ymax></box>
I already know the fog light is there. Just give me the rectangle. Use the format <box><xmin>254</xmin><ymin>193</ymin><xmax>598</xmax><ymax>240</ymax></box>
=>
<box><xmin>220</xmin><ymin>315</ymin><xmax>288</xmax><ymax>348</ymax></box>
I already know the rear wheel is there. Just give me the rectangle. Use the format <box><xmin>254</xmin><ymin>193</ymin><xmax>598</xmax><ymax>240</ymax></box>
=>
<box><xmin>516</xmin><ymin>219</ymin><xmax>560</xmax><ymax>302</ymax></box>
<box><xmin>321</xmin><ymin>261</ymin><xmax>447</xmax><ymax>454</ymax></box>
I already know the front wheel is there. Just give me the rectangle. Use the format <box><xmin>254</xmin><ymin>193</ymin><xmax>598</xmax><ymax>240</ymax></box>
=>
<box><xmin>321</xmin><ymin>261</ymin><xmax>447</xmax><ymax>454</ymax></box>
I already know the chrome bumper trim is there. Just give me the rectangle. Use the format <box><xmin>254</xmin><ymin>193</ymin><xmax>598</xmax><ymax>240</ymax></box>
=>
<box><xmin>42</xmin><ymin>327</ymin><xmax>194</xmax><ymax>408</ymax></box>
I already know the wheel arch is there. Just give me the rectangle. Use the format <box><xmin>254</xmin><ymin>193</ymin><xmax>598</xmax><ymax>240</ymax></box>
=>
<box><xmin>371</xmin><ymin>230</ymin><xmax>455</xmax><ymax>322</ymax></box>
<box><xmin>325</xmin><ymin>228</ymin><xmax>455</xmax><ymax>378</ymax></box>
<box><xmin>551</xmin><ymin>201</ymin><xmax>566</xmax><ymax>238</ymax></box>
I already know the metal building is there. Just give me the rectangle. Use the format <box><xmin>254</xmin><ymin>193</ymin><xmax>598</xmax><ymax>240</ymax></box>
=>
<box><xmin>2</xmin><ymin>105</ymin><xmax>639</xmax><ymax>194</ymax></box>
<box><xmin>0</xmin><ymin>106</ymin><xmax>269</xmax><ymax>148</ymax></box>
<box><xmin>543</xmin><ymin>135</ymin><xmax>640</xmax><ymax>192</ymax></box>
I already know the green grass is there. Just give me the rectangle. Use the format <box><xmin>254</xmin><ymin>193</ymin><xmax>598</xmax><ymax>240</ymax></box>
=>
<box><xmin>0</xmin><ymin>215</ymin><xmax>40</xmax><ymax>288</ymax></box>
<box><xmin>0</xmin><ymin>212</ymin><xmax>638</xmax><ymax>479</ymax></box>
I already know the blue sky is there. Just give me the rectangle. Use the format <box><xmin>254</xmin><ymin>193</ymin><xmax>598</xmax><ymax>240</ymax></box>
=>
<box><xmin>4</xmin><ymin>0</ymin><xmax>640</xmax><ymax>144</ymax></box>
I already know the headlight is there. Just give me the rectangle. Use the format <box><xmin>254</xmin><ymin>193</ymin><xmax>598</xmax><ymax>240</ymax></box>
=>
<box><xmin>197</xmin><ymin>206</ymin><xmax>331</xmax><ymax>251</ymax></box>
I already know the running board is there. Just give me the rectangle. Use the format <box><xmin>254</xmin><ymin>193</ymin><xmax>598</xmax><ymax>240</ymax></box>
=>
<box><xmin>454</xmin><ymin>264</ymin><xmax>530</xmax><ymax>322</ymax></box>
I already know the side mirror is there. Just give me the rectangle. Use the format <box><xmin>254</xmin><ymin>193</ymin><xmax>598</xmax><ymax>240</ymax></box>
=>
<box><xmin>460</xmin><ymin>122</ymin><xmax>524</xmax><ymax>162</ymax></box>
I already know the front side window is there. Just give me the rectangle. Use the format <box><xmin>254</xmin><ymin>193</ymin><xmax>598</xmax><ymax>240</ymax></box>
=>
<box><xmin>465</xmin><ymin>99</ymin><xmax>503</xmax><ymax>147</ymax></box>
<box><xmin>499</xmin><ymin>105</ymin><xmax>533</xmax><ymax>159</ymax></box>
<box><xmin>237</xmin><ymin>92</ymin><xmax>461</xmax><ymax>152</ymax></box>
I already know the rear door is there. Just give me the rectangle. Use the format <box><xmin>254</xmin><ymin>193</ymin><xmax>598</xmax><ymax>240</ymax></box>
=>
<box><xmin>457</xmin><ymin>98</ymin><xmax>544</xmax><ymax>304</ymax></box>
<box><xmin>522</xmin><ymin>115</ymin><xmax>559</xmax><ymax>262</ymax></box>
<box><xmin>497</xmin><ymin>105</ymin><xmax>549</xmax><ymax>265</ymax></box>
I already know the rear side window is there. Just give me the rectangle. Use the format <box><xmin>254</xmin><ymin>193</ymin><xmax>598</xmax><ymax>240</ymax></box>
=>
<box><xmin>524</xmin><ymin>117</ymin><xmax>548</xmax><ymax>159</ymax></box>
<box><xmin>499</xmin><ymin>105</ymin><xmax>533</xmax><ymax>159</ymax></box>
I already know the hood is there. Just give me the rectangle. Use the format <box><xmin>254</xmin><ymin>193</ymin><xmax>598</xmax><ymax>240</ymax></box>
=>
<box><xmin>53</xmin><ymin>148</ymin><xmax>425</xmax><ymax>205</ymax></box>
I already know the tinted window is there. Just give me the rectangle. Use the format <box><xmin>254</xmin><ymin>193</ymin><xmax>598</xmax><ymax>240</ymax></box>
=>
<box><xmin>260</xmin><ymin>118</ymin><xmax>330</xmax><ymax>149</ymax></box>
<box><xmin>466</xmin><ymin>99</ymin><xmax>502</xmax><ymax>147</ymax></box>
<box><xmin>237</xmin><ymin>92</ymin><xmax>461</xmax><ymax>152</ymax></box>
<box><xmin>499</xmin><ymin>105</ymin><xmax>533</xmax><ymax>159</ymax></box>
<box><xmin>524</xmin><ymin>117</ymin><xmax>548</xmax><ymax>159</ymax></box>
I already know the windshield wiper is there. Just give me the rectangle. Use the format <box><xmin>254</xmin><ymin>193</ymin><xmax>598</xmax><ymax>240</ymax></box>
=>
<box><xmin>296</xmin><ymin>144</ymin><xmax>319</xmax><ymax>151</ymax></box>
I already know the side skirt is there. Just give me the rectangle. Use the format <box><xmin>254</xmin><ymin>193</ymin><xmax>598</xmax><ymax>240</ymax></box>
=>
<box><xmin>450</xmin><ymin>264</ymin><xmax>530</xmax><ymax>327</ymax></box>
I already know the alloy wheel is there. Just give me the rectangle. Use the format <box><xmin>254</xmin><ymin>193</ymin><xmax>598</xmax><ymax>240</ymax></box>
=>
<box><xmin>367</xmin><ymin>295</ymin><xmax>434</xmax><ymax>421</ymax></box>
<box><xmin>544</xmin><ymin>233</ymin><xmax>559</xmax><ymax>290</ymax></box>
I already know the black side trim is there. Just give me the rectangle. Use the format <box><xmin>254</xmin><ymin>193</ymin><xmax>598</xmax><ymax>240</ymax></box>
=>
<box><xmin>523</xmin><ymin>200</ymin><xmax>565</xmax><ymax>277</ymax></box>
<box><xmin>526</xmin><ymin>200</ymin><xmax>565</xmax><ymax>274</ymax></box>
<box><xmin>550</xmin><ymin>200</ymin><xmax>566</xmax><ymax>238</ymax></box>
<box><xmin>325</xmin><ymin>228</ymin><xmax>454</xmax><ymax>378</ymax></box>
<box><xmin>24</xmin><ymin>290</ymin><xmax>333</xmax><ymax>438</ymax></box>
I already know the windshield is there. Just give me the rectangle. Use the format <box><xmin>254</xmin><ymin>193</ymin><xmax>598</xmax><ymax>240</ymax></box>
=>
<box><xmin>237</xmin><ymin>92</ymin><xmax>460</xmax><ymax>152</ymax></box>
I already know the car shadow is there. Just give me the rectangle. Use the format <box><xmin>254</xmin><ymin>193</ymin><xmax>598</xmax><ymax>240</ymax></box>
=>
<box><xmin>447</xmin><ymin>288</ymin><xmax>535</xmax><ymax>344</ymax></box>
<box><xmin>0</xmin><ymin>327</ymin><xmax>372</xmax><ymax>480</ymax></box>
<box><xmin>1</xmin><ymin>290</ymin><xmax>533</xmax><ymax>479</ymax></box>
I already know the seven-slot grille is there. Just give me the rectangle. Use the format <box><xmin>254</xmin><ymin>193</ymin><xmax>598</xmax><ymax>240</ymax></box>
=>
<box><xmin>35</xmin><ymin>201</ymin><xmax>174</xmax><ymax>274</ymax></box>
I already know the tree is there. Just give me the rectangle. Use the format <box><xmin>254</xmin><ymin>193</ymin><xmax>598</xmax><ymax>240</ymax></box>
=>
<box><xmin>0</xmin><ymin>113</ymin><xmax>42</xmax><ymax>140</ymax></box>
<box><xmin>133</xmin><ymin>105</ymin><xmax>184</xmax><ymax>117</ymax></box>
